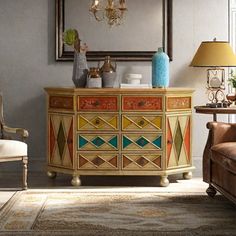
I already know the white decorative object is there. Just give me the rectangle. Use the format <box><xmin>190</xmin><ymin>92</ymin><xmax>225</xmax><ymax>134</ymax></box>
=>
<box><xmin>125</xmin><ymin>74</ymin><xmax>142</xmax><ymax>84</ymax></box>
<box><xmin>120</xmin><ymin>83</ymin><xmax>152</xmax><ymax>88</ymax></box>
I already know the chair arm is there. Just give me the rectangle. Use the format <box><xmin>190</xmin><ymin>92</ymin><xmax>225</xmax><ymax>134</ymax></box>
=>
<box><xmin>2</xmin><ymin>124</ymin><xmax>29</xmax><ymax>141</ymax></box>
<box><xmin>206</xmin><ymin>122</ymin><xmax>236</xmax><ymax>146</ymax></box>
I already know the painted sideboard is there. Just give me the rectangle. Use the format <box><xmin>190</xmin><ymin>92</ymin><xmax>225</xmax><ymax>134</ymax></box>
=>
<box><xmin>44</xmin><ymin>87</ymin><xmax>195</xmax><ymax>186</ymax></box>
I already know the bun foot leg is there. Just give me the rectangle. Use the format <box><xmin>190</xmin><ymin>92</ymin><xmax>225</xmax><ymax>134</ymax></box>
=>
<box><xmin>47</xmin><ymin>171</ymin><xmax>57</xmax><ymax>179</ymax></box>
<box><xmin>160</xmin><ymin>175</ymin><xmax>169</xmax><ymax>187</ymax></box>
<box><xmin>183</xmin><ymin>172</ymin><xmax>192</xmax><ymax>180</ymax></box>
<box><xmin>71</xmin><ymin>175</ymin><xmax>81</xmax><ymax>186</ymax></box>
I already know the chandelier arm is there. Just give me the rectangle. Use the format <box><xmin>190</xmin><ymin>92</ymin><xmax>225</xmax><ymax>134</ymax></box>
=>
<box><xmin>94</xmin><ymin>11</ymin><xmax>103</xmax><ymax>21</ymax></box>
<box><xmin>90</xmin><ymin>0</ymin><xmax>127</xmax><ymax>26</ymax></box>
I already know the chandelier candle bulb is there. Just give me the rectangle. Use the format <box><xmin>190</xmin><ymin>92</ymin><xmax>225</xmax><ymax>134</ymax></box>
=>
<box><xmin>152</xmin><ymin>48</ymin><xmax>169</xmax><ymax>88</ymax></box>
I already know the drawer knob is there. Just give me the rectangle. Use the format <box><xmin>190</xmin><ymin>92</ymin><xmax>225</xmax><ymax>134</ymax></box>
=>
<box><xmin>95</xmin><ymin>119</ymin><xmax>100</xmax><ymax>125</ymax></box>
<box><xmin>139</xmin><ymin>120</ymin><xmax>145</xmax><ymax>126</ymax></box>
<box><xmin>93</xmin><ymin>100</ymin><xmax>100</xmax><ymax>106</ymax></box>
<box><xmin>138</xmin><ymin>101</ymin><xmax>145</xmax><ymax>107</ymax></box>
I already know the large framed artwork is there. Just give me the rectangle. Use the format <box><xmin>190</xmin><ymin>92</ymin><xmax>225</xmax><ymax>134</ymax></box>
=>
<box><xmin>55</xmin><ymin>0</ymin><xmax>173</xmax><ymax>61</ymax></box>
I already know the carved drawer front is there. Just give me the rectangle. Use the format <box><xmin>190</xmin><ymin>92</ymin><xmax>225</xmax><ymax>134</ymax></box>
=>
<box><xmin>122</xmin><ymin>114</ymin><xmax>162</xmax><ymax>131</ymax></box>
<box><xmin>122</xmin><ymin>133</ymin><xmax>162</xmax><ymax>151</ymax></box>
<box><xmin>78</xmin><ymin>96</ymin><xmax>118</xmax><ymax>111</ymax></box>
<box><xmin>78</xmin><ymin>153</ymin><xmax>118</xmax><ymax>170</ymax></box>
<box><xmin>122</xmin><ymin>96</ymin><xmax>162</xmax><ymax>111</ymax></box>
<box><xmin>49</xmin><ymin>96</ymin><xmax>74</xmax><ymax>110</ymax></box>
<box><xmin>78</xmin><ymin>134</ymin><xmax>118</xmax><ymax>151</ymax></box>
<box><xmin>78</xmin><ymin>113</ymin><xmax>119</xmax><ymax>131</ymax></box>
<box><xmin>48</xmin><ymin>114</ymin><xmax>74</xmax><ymax>169</ymax></box>
<box><xmin>166</xmin><ymin>115</ymin><xmax>191</xmax><ymax>169</ymax></box>
<box><xmin>166</xmin><ymin>96</ymin><xmax>191</xmax><ymax>111</ymax></box>
<box><xmin>122</xmin><ymin>154</ymin><xmax>162</xmax><ymax>170</ymax></box>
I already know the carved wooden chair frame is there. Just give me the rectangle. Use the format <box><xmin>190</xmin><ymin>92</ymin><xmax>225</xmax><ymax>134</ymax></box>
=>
<box><xmin>0</xmin><ymin>94</ymin><xmax>29</xmax><ymax>190</ymax></box>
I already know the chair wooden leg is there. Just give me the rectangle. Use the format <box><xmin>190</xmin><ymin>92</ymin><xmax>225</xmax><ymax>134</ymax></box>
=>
<box><xmin>22</xmin><ymin>156</ymin><xmax>28</xmax><ymax>190</ymax></box>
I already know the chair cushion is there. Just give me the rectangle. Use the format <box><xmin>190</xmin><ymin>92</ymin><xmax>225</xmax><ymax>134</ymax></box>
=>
<box><xmin>211</xmin><ymin>142</ymin><xmax>236</xmax><ymax>174</ymax></box>
<box><xmin>0</xmin><ymin>140</ymin><xmax>27</xmax><ymax>158</ymax></box>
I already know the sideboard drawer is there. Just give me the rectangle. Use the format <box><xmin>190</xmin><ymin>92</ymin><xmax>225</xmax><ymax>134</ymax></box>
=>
<box><xmin>122</xmin><ymin>133</ymin><xmax>162</xmax><ymax>150</ymax></box>
<box><xmin>78</xmin><ymin>134</ymin><xmax>118</xmax><ymax>151</ymax></box>
<box><xmin>78</xmin><ymin>96</ymin><xmax>118</xmax><ymax>111</ymax></box>
<box><xmin>122</xmin><ymin>96</ymin><xmax>162</xmax><ymax>111</ymax></box>
<box><xmin>78</xmin><ymin>153</ymin><xmax>119</xmax><ymax>170</ymax></box>
<box><xmin>166</xmin><ymin>96</ymin><xmax>192</xmax><ymax>111</ymax></box>
<box><xmin>49</xmin><ymin>96</ymin><xmax>74</xmax><ymax>110</ymax></box>
<box><xmin>78</xmin><ymin>113</ymin><xmax>119</xmax><ymax>131</ymax></box>
<box><xmin>122</xmin><ymin>154</ymin><xmax>162</xmax><ymax>170</ymax></box>
<box><xmin>122</xmin><ymin>114</ymin><xmax>162</xmax><ymax>131</ymax></box>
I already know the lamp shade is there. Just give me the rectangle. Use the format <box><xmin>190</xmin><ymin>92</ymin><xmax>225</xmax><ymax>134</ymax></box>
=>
<box><xmin>190</xmin><ymin>41</ymin><xmax>236</xmax><ymax>67</ymax></box>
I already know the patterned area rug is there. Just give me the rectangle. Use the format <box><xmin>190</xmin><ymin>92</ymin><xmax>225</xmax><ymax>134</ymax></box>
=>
<box><xmin>0</xmin><ymin>191</ymin><xmax>235</xmax><ymax>236</ymax></box>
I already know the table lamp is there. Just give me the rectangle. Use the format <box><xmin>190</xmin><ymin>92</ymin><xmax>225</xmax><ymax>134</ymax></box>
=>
<box><xmin>190</xmin><ymin>39</ymin><xmax>236</xmax><ymax>107</ymax></box>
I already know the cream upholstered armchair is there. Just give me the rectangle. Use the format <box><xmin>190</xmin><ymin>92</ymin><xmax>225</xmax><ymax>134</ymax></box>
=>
<box><xmin>0</xmin><ymin>94</ymin><xmax>29</xmax><ymax>190</ymax></box>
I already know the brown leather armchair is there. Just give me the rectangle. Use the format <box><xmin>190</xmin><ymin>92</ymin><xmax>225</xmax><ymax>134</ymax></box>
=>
<box><xmin>204</xmin><ymin>122</ymin><xmax>236</xmax><ymax>204</ymax></box>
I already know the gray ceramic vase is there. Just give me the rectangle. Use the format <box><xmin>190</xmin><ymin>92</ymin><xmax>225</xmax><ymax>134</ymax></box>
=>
<box><xmin>72</xmin><ymin>52</ymin><xmax>88</xmax><ymax>88</ymax></box>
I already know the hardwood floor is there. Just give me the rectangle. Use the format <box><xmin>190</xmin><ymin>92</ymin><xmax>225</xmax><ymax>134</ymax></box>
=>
<box><xmin>0</xmin><ymin>171</ymin><xmax>204</xmax><ymax>188</ymax></box>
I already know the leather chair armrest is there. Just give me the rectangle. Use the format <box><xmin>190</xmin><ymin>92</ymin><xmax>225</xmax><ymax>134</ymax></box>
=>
<box><xmin>206</xmin><ymin>122</ymin><xmax>236</xmax><ymax>146</ymax></box>
<box><xmin>2</xmin><ymin>124</ymin><xmax>29</xmax><ymax>141</ymax></box>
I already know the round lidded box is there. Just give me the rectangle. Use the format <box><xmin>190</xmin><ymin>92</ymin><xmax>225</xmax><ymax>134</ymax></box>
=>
<box><xmin>126</xmin><ymin>74</ymin><xmax>142</xmax><ymax>84</ymax></box>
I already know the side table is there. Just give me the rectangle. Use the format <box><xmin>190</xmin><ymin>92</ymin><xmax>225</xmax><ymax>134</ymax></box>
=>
<box><xmin>194</xmin><ymin>105</ymin><xmax>236</xmax><ymax>121</ymax></box>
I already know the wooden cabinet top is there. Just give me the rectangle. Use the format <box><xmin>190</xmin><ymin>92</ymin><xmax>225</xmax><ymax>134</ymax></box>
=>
<box><xmin>44</xmin><ymin>87</ymin><xmax>195</xmax><ymax>95</ymax></box>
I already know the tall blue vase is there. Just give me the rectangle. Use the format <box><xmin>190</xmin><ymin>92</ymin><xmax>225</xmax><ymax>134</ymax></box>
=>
<box><xmin>152</xmin><ymin>47</ymin><xmax>169</xmax><ymax>88</ymax></box>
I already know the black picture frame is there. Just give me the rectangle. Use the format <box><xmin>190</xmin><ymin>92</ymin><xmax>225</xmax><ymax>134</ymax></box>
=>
<box><xmin>55</xmin><ymin>0</ymin><xmax>173</xmax><ymax>61</ymax></box>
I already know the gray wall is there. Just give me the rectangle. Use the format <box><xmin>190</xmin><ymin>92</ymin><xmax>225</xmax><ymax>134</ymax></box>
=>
<box><xmin>0</xmin><ymin>0</ymin><xmax>229</xmax><ymax>174</ymax></box>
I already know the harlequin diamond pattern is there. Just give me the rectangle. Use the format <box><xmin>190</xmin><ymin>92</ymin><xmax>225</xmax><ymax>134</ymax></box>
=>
<box><xmin>79</xmin><ymin>115</ymin><xmax>118</xmax><ymax>130</ymax></box>
<box><xmin>136</xmin><ymin>137</ymin><xmax>149</xmax><ymax>147</ymax></box>
<box><xmin>92</xmin><ymin>157</ymin><xmax>105</xmax><ymax>166</ymax></box>
<box><xmin>174</xmin><ymin>122</ymin><xmax>183</xmax><ymax>160</ymax></box>
<box><xmin>136</xmin><ymin>157</ymin><xmax>149</xmax><ymax>166</ymax></box>
<box><xmin>57</xmin><ymin>122</ymin><xmax>66</xmax><ymax>160</ymax></box>
<box><xmin>91</xmin><ymin>137</ymin><xmax>106</xmax><ymax>147</ymax></box>
<box><xmin>167</xmin><ymin>116</ymin><xmax>191</xmax><ymax>168</ymax></box>
<box><xmin>49</xmin><ymin>115</ymin><xmax>73</xmax><ymax>168</ymax></box>
<box><xmin>122</xmin><ymin>116</ymin><xmax>162</xmax><ymax>130</ymax></box>
<box><xmin>49</xmin><ymin>119</ymin><xmax>55</xmax><ymax>160</ymax></box>
<box><xmin>78</xmin><ymin>135</ymin><xmax>118</xmax><ymax>150</ymax></box>
<box><xmin>123</xmin><ymin>155</ymin><xmax>161</xmax><ymax>170</ymax></box>
<box><xmin>136</xmin><ymin>118</ymin><xmax>149</xmax><ymax>128</ymax></box>
<box><xmin>123</xmin><ymin>135</ymin><xmax>162</xmax><ymax>149</ymax></box>
<box><xmin>153</xmin><ymin>136</ymin><xmax>162</xmax><ymax>148</ymax></box>
<box><xmin>78</xmin><ymin>155</ymin><xmax>118</xmax><ymax>169</ymax></box>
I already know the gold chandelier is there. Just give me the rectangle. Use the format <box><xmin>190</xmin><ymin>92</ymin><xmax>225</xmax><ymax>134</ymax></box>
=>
<box><xmin>89</xmin><ymin>0</ymin><xmax>127</xmax><ymax>26</ymax></box>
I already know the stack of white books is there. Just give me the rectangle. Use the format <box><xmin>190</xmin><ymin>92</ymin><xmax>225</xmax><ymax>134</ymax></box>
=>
<box><xmin>120</xmin><ymin>83</ymin><xmax>152</xmax><ymax>88</ymax></box>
